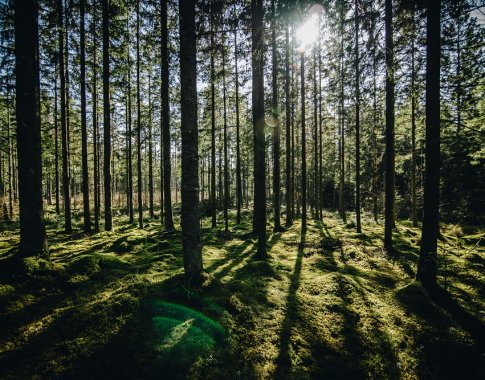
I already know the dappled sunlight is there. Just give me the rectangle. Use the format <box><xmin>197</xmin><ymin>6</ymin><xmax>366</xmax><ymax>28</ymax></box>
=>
<box><xmin>0</xmin><ymin>212</ymin><xmax>483</xmax><ymax>378</ymax></box>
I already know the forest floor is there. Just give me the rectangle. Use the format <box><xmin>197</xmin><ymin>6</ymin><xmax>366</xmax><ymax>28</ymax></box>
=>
<box><xmin>0</xmin><ymin>208</ymin><xmax>484</xmax><ymax>379</ymax></box>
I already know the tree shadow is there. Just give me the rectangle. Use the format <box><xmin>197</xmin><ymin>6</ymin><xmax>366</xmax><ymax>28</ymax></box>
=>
<box><xmin>396</xmin><ymin>282</ymin><xmax>485</xmax><ymax>379</ymax></box>
<box><xmin>273</xmin><ymin>231</ymin><xmax>305</xmax><ymax>378</ymax></box>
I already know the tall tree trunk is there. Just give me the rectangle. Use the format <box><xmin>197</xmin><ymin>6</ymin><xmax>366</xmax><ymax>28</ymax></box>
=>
<box><xmin>14</xmin><ymin>0</ymin><xmax>49</xmax><ymax>257</ymax></box>
<box><xmin>102</xmin><ymin>0</ymin><xmax>112</xmax><ymax>231</ymax></box>
<box><xmin>371</xmin><ymin>15</ymin><xmax>378</xmax><ymax>223</ymax></box>
<box><xmin>252</xmin><ymin>0</ymin><xmax>267</xmax><ymax>257</ymax></box>
<box><xmin>313</xmin><ymin>48</ymin><xmax>319</xmax><ymax>221</ymax></box>
<box><xmin>384</xmin><ymin>0</ymin><xmax>395</xmax><ymax>251</ymax></box>
<box><xmin>354</xmin><ymin>0</ymin><xmax>361</xmax><ymax>233</ymax></box>
<box><xmin>210</xmin><ymin>16</ymin><xmax>217</xmax><ymax>228</ymax></box>
<box><xmin>179</xmin><ymin>0</ymin><xmax>202</xmax><ymax>282</ymax></box>
<box><xmin>136</xmin><ymin>0</ymin><xmax>143</xmax><ymax>229</ymax></box>
<box><xmin>148</xmin><ymin>75</ymin><xmax>154</xmax><ymax>218</ymax></box>
<box><xmin>417</xmin><ymin>0</ymin><xmax>441</xmax><ymax>287</ymax></box>
<box><xmin>222</xmin><ymin>38</ymin><xmax>229</xmax><ymax>234</ymax></box>
<box><xmin>300</xmin><ymin>51</ymin><xmax>307</xmax><ymax>233</ymax></box>
<box><xmin>54</xmin><ymin>67</ymin><xmax>60</xmax><ymax>215</ymax></box>
<box><xmin>91</xmin><ymin>25</ymin><xmax>99</xmax><ymax>229</ymax></box>
<box><xmin>285</xmin><ymin>19</ymin><xmax>293</xmax><ymax>227</ymax></box>
<box><xmin>58</xmin><ymin>0</ymin><xmax>72</xmax><ymax>233</ymax></box>
<box><xmin>127</xmin><ymin>16</ymin><xmax>134</xmax><ymax>224</ymax></box>
<box><xmin>160</xmin><ymin>0</ymin><xmax>173</xmax><ymax>230</ymax></box>
<box><xmin>234</xmin><ymin>4</ymin><xmax>242</xmax><ymax>225</ymax></box>
<box><xmin>339</xmin><ymin>8</ymin><xmax>346</xmax><ymax>222</ymax></box>
<box><xmin>271</xmin><ymin>0</ymin><xmax>282</xmax><ymax>231</ymax></box>
<box><xmin>411</xmin><ymin>19</ymin><xmax>417</xmax><ymax>227</ymax></box>
<box><xmin>80</xmin><ymin>0</ymin><xmax>91</xmax><ymax>233</ymax></box>
<box><xmin>6</xmin><ymin>89</ymin><xmax>13</xmax><ymax>220</ymax></box>
<box><xmin>318</xmin><ymin>14</ymin><xmax>323</xmax><ymax>220</ymax></box>
<box><xmin>92</xmin><ymin>6</ymin><xmax>100</xmax><ymax>232</ymax></box>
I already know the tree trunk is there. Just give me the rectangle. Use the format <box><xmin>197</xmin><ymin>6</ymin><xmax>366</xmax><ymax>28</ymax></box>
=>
<box><xmin>80</xmin><ymin>0</ymin><xmax>91</xmax><ymax>233</ymax></box>
<box><xmin>354</xmin><ymin>0</ymin><xmax>361</xmax><ymax>233</ymax></box>
<box><xmin>300</xmin><ymin>52</ymin><xmax>307</xmax><ymax>234</ymax></box>
<box><xmin>222</xmin><ymin>37</ymin><xmax>229</xmax><ymax>234</ymax></box>
<box><xmin>160</xmin><ymin>0</ymin><xmax>174</xmax><ymax>230</ymax></box>
<box><xmin>384</xmin><ymin>0</ymin><xmax>395</xmax><ymax>251</ymax></box>
<box><xmin>417</xmin><ymin>0</ymin><xmax>441</xmax><ymax>287</ymax></box>
<box><xmin>285</xmin><ymin>19</ymin><xmax>293</xmax><ymax>227</ymax></box>
<box><xmin>148</xmin><ymin>75</ymin><xmax>154</xmax><ymax>218</ymax></box>
<box><xmin>179</xmin><ymin>0</ymin><xmax>202</xmax><ymax>282</ymax></box>
<box><xmin>252</xmin><ymin>0</ymin><xmax>267</xmax><ymax>257</ymax></box>
<box><xmin>14</xmin><ymin>0</ymin><xmax>49</xmax><ymax>257</ymax></box>
<box><xmin>411</xmin><ymin>20</ymin><xmax>417</xmax><ymax>228</ymax></box>
<box><xmin>313</xmin><ymin>47</ymin><xmax>319</xmax><ymax>221</ymax></box>
<box><xmin>92</xmin><ymin>7</ymin><xmax>100</xmax><ymax>232</ymax></box>
<box><xmin>210</xmin><ymin>16</ymin><xmax>217</xmax><ymax>228</ymax></box>
<box><xmin>272</xmin><ymin>0</ymin><xmax>282</xmax><ymax>231</ymax></box>
<box><xmin>136</xmin><ymin>0</ymin><xmax>143</xmax><ymax>229</ymax></box>
<box><xmin>127</xmin><ymin>16</ymin><xmax>134</xmax><ymax>224</ymax></box>
<box><xmin>54</xmin><ymin>66</ymin><xmax>60</xmax><ymax>215</ymax></box>
<box><xmin>339</xmin><ymin>8</ymin><xmax>346</xmax><ymax>223</ymax></box>
<box><xmin>234</xmin><ymin>5</ymin><xmax>242</xmax><ymax>225</ymax></box>
<box><xmin>58</xmin><ymin>0</ymin><xmax>72</xmax><ymax>233</ymax></box>
<box><xmin>102</xmin><ymin>0</ymin><xmax>112</xmax><ymax>231</ymax></box>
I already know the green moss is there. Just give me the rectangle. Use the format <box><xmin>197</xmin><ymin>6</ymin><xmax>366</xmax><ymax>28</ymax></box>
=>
<box><xmin>0</xmin><ymin>210</ymin><xmax>483</xmax><ymax>379</ymax></box>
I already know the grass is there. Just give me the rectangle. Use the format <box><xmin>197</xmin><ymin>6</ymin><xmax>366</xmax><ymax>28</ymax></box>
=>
<box><xmin>0</xmin><ymin>208</ymin><xmax>484</xmax><ymax>379</ymax></box>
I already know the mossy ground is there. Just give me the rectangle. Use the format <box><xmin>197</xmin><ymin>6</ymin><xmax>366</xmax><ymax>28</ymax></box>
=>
<box><xmin>0</xmin><ymin>208</ymin><xmax>484</xmax><ymax>379</ymax></box>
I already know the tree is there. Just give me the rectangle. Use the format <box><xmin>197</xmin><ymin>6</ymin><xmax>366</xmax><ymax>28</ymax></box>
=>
<box><xmin>179</xmin><ymin>0</ymin><xmax>202</xmax><ymax>282</ymax></box>
<box><xmin>14</xmin><ymin>0</ymin><xmax>48</xmax><ymax>257</ymax></box>
<box><xmin>251</xmin><ymin>0</ymin><xmax>267</xmax><ymax>258</ymax></box>
<box><xmin>300</xmin><ymin>48</ymin><xmax>307</xmax><ymax>233</ymax></box>
<box><xmin>384</xmin><ymin>0</ymin><xmax>395</xmax><ymax>251</ymax></box>
<box><xmin>102</xmin><ymin>0</ymin><xmax>112</xmax><ymax>231</ymax></box>
<box><xmin>416</xmin><ymin>0</ymin><xmax>441</xmax><ymax>287</ymax></box>
<box><xmin>92</xmin><ymin>3</ymin><xmax>100</xmax><ymax>232</ymax></box>
<box><xmin>354</xmin><ymin>0</ymin><xmax>361</xmax><ymax>233</ymax></box>
<box><xmin>126</xmin><ymin>13</ymin><xmax>134</xmax><ymax>224</ymax></box>
<box><xmin>160</xmin><ymin>0</ymin><xmax>174</xmax><ymax>230</ymax></box>
<box><xmin>58</xmin><ymin>0</ymin><xmax>71</xmax><ymax>233</ymax></box>
<box><xmin>136</xmin><ymin>0</ymin><xmax>143</xmax><ymax>229</ymax></box>
<box><xmin>80</xmin><ymin>0</ymin><xmax>91</xmax><ymax>233</ymax></box>
<box><xmin>210</xmin><ymin>13</ymin><xmax>217</xmax><ymax>228</ymax></box>
<box><xmin>233</xmin><ymin>2</ymin><xmax>242</xmax><ymax>225</ymax></box>
<box><xmin>271</xmin><ymin>0</ymin><xmax>282</xmax><ymax>231</ymax></box>
<box><xmin>284</xmin><ymin>13</ymin><xmax>293</xmax><ymax>227</ymax></box>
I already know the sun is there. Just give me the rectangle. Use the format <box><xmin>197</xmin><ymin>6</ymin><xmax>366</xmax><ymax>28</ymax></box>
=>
<box><xmin>296</xmin><ymin>13</ymin><xmax>319</xmax><ymax>51</ymax></box>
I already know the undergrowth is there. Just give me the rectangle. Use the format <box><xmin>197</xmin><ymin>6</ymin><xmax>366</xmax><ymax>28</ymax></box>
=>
<box><xmin>0</xmin><ymin>208</ymin><xmax>483</xmax><ymax>379</ymax></box>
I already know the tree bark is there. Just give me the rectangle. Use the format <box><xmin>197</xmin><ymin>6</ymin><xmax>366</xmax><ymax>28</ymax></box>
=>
<box><xmin>210</xmin><ymin>15</ymin><xmax>217</xmax><ymax>228</ymax></box>
<box><xmin>161</xmin><ymin>0</ymin><xmax>174</xmax><ymax>230</ymax></box>
<box><xmin>354</xmin><ymin>0</ymin><xmax>361</xmax><ymax>233</ymax></box>
<box><xmin>252</xmin><ymin>0</ymin><xmax>267</xmax><ymax>257</ymax></box>
<box><xmin>179</xmin><ymin>0</ymin><xmax>202</xmax><ymax>282</ymax></box>
<box><xmin>234</xmin><ymin>4</ymin><xmax>242</xmax><ymax>225</ymax></box>
<box><xmin>102</xmin><ymin>0</ymin><xmax>112</xmax><ymax>231</ymax></box>
<box><xmin>222</xmin><ymin>37</ymin><xmax>229</xmax><ymax>234</ymax></box>
<box><xmin>80</xmin><ymin>0</ymin><xmax>91</xmax><ymax>233</ymax></box>
<box><xmin>417</xmin><ymin>0</ymin><xmax>441</xmax><ymax>287</ymax></box>
<box><xmin>384</xmin><ymin>0</ymin><xmax>395</xmax><ymax>251</ymax></box>
<box><xmin>285</xmin><ymin>19</ymin><xmax>293</xmax><ymax>227</ymax></box>
<box><xmin>300</xmin><ymin>52</ymin><xmax>307</xmax><ymax>233</ymax></box>
<box><xmin>58</xmin><ymin>0</ymin><xmax>72</xmax><ymax>233</ymax></box>
<box><xmin>14</xmin><ymin>0</ymin><xmax>49</xmax><ymax>257</ymax></box>
<box><xmin>136</xmin><ymin>0</ymin><xmax>143</xmax><ymax>229</ymax></box>
<box><xmin>272</xmin><ymin>0</ymin><xmax>282</xmax><ymax>231</ymax></box>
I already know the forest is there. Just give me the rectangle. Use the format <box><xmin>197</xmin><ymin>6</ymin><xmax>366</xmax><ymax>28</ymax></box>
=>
<box><xmin>0</xmin><ymin>0</ymin><xmax>484</xmax><ymax>378</ymax></box>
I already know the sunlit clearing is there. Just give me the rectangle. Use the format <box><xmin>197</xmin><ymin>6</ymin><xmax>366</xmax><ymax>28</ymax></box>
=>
<box><xmin>297</xmin><ymin>13</ymin><xmax>319</xmax><ymax>51</ymax></box>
